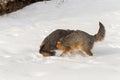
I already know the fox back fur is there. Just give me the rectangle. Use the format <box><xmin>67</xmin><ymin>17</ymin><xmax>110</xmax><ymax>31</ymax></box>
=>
<box><xmin>56</xmin><ymin>22</ymin><xmax>105</xmax><ymax>56</ymax></box>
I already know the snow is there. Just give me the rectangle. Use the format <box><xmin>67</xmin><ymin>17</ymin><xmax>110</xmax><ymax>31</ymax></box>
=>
<box><xmin>0</xmin><ymin>0</ymin><xmax>120</xmax><ymax>80</ymax></box>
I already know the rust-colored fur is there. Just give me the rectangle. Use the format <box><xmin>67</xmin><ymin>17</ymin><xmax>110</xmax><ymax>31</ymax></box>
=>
<box><xmin>56</xmin><ymin>22</ymin><xmax>105</xmax><ymax>57</ymax></box>
<box><xmin>39</xmin><ymin>29</ymin><xmax>74</xmax><ymax>57</ymax></box>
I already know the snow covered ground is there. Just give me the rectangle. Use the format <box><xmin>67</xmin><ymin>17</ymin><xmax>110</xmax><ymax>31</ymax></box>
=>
<box><xmin>0</xmin><ymin>0</ymin><xmax>120</xmax><ymax>80</ymax></box>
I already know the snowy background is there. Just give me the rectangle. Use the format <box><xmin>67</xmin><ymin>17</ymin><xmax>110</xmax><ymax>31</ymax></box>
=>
<box><xmin>0</xmin><ymin>0</ymin><xmax>120</xmax><ymax>80</ymax></box>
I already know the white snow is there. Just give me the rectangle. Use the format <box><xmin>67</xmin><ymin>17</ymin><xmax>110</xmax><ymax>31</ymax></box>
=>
<box><xmin>0</xmin><ymin>0</ymin><xmax>120</xmax><ymax>80</ymax></box>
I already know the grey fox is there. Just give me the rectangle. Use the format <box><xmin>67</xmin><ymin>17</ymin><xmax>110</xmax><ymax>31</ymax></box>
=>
<box><xmin>39</xmin><ymin>29</ymin><xmax>74</xmax><ymax>57</ymax></box>
<box><xmin>56</xmin><ymin>22</ymin><xmax>105</xmax><ymax>56</ymax></box>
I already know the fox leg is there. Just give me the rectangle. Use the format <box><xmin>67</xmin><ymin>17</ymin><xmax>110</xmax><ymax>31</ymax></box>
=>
<box><xmin>77</xmin><ymin>45</ymin><xmax>89</xmax><ymax>56</ymax></box>
<box><xmin>84</xmin><ymin>50</ymin><xmax>93</xmax><ymax>56</ymax></box>
<box><xmin>60</xmin><ymin>47</ymin><xmax>72</xmax><ymax>57</ymax></box>
<box><xmin>79</xmin><ymin>44</ymin><xmax>93</xmax><ymax>56</ymax></box>
<box><xmin>60</xmin><ymin>50</ymin><xmax>70</xmax><ymax>57</ymax></box>
<box><xmin>60</xmin><ymin>52</ymin><xmax>67</xmax><ymax>57</ymax></box>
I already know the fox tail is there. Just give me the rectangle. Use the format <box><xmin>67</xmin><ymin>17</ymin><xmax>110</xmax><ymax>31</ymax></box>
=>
<box><xmin>93</xmin><ymin>22</ymin><xmax>106</xmax><ymax>42</ymax></box>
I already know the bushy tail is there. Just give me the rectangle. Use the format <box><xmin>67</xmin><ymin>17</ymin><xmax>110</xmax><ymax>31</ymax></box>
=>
<box><xmin>94</xmin><ymin>22</ymin><xmax>105</xmax><ymax>42</ymax></box>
